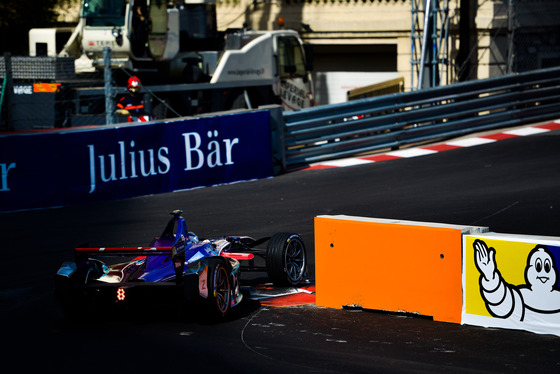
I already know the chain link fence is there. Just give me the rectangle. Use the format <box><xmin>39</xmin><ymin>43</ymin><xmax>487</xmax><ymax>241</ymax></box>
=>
<box><xmin>484</xmin><ymin>0</ymin><xmax>560</xmax><ymax>77</ymax></box>
<box><xmin>511</xmin><ymin>0</ymin><xmax>560</xmax><ymax>73</ymax></box>
<box><xmin>0</xmin><ymin>54</ymin><xmax>123</xmax><ymax>132</ymax></box>
<box><xmin>3</xmin><ymin>1</ymin><xmax>559</xmax><ymax>131</ymax></box>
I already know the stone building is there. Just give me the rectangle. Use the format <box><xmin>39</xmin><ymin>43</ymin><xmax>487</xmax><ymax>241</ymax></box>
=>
<box><xmin>216</xmin><ymin>0</ymin><xmax>560</xmax><ymax>105</ymax></box>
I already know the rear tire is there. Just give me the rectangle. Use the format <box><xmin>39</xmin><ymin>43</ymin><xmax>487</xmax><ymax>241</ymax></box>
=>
<box><xmin>266</xmin><ymin>233</ymin><xmax>307</xmax><ymax>286</ymax></box>
<box><xmin>54</xmin><ymin>276</ymin><xmax>79</xmax><ymax>321</ymax></box>
<box><xmin>55</xmin><ymin>260</ymin><xmax>104</xmax><ymax>321</ymax></box>
<box><xmin>206</xmin><ymin>259</ymin><xmax>232</xmax><ymax>318</ymax></box>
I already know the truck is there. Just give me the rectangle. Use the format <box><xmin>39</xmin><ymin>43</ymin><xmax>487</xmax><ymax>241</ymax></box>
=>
<box><xmin>2</xmin><ymin>0</ymin><xmax>314</xmax><ymax>130</ymax></box>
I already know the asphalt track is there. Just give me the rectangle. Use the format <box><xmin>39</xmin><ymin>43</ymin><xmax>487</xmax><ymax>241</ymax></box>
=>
<box><xmin>2</xmin><ymin>123</ymin><xmax>560</xmax><ymax>373</ymax></box>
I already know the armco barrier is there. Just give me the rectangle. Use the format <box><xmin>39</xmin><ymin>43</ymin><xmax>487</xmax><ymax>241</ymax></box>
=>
<box><xmin>316</xmin><ymin>215</ymin><xmax>560</xmax><ymax>336</ymax></box>
<box><xmin>282</xmin><ymin>67</ymin><xmax>560</xmax><ymax>169</ymax></box>
<box><xmin>0</xmin><ymin>109</ymin><xmax>273</xmax><ymax>212</ymax></box>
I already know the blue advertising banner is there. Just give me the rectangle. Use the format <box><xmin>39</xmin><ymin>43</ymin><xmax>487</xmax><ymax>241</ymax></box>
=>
<box><xmin>0</xmin><ymin>110</ymin><xmax>273</xmax><ymax>212</ymax></box>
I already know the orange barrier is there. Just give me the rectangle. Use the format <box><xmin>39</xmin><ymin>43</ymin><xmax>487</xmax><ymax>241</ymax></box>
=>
<box><xmin>315</xmin><ymin>215</ymin><xmax>488</xmax><ymax>323</ymax></box>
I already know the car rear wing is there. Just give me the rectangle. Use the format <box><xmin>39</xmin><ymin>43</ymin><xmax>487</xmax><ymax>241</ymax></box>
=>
<box><xmin>75</xmin><ymin>247</ymin><xmax>254</xmax><ymax>260</ymax></box>
<box><xmin>76</xmin><ymin>246</ymin><xmax>172</xmax><ymax>254</ymax></box>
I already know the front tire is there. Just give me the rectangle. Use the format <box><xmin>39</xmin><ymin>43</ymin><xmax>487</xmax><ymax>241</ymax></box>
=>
<box><xmin>266</xmin><ymin>233</ymin><xmax>307</xmax><ymax>286</ymax></box>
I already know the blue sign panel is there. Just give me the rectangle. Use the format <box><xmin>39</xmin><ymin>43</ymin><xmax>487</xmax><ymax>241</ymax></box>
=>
<box><xmin>0</xmin><ymin>110</ymin><xmax>273</xmax><ymax>212</ymax></box>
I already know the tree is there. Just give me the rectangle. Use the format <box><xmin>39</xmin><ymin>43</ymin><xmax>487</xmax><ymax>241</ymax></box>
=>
<box><xmin>0</xmin><ymin>0</ymin><xmax>61</xmax><ymax>55</ymax></box>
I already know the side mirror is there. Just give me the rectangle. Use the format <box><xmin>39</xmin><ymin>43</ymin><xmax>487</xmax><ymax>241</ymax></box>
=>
<box><xmin>112</xmin><ymin>27</ymin><xmax>123</xmax><ymax>47</ymax></box>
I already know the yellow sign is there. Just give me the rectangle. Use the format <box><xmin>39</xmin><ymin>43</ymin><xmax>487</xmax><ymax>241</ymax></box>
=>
<box><xmin>463</xmin><ymin>234</ymin><xmax>560</xmax><ymax>336</ymax></box>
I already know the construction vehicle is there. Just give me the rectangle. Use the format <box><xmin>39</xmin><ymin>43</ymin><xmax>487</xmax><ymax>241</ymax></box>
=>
<box><xmin>3</xmin><ymin>0</ymin><xmax>314</xmax><ymax>130</ymax></box>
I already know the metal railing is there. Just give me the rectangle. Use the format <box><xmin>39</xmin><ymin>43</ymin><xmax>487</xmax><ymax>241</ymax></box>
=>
<box><xmin>281</xmin><ymin>67</ymin><xmax>560</xmax><ymax>170</ymax></box>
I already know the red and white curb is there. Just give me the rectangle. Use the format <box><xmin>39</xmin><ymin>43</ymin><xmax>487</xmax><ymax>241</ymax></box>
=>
<box><xmin>246</xmin><ymin>284</ymin><xmax>316</xmax><ymax>307</ymax></box>
<box><xmin>304</xmin><ymin>121</ymin><xmax>560</xmax><ymax>170</ymax></box>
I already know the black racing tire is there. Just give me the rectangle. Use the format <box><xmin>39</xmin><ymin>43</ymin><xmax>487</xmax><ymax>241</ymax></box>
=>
<box><xmin>54</xmin><ymin>276</ymin><xmax>79</xmax><ymax>321</ymax></box>
<box><xmin>55</xmin><ymin>259</ymin><xmax>108</xmax><ymax>321</ymax></box>
<box><xmin>266</xmin><ymin>233</ymin><xmax>307</xmax><ymax>286</ymax></box>
<box><xmin>206</xmin><ymin>259</ymin><xmax>232</xmax><ymax>318</ymax></box>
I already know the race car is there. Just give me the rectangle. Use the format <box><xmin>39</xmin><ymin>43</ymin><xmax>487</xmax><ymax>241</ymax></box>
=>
<box><xmin>54</xmin><ymin>210</ymin><xmax>307</xmax><ymax>319</ymax></box>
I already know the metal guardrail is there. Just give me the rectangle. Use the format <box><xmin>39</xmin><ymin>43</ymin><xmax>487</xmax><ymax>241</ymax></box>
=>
<box><xmin>281</xmin><ymin>67</ymin><xmax>560</xmax><ymax>170</ymax></box>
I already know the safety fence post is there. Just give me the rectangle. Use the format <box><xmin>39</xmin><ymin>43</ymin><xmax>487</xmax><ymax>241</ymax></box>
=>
<box><xmin>264</xmin><ymin>105</ymin><xmax>286</xmax><ymax>175</ymax></box>
<box><xmin>103</xmin><ymin>47</ymin><xmax>114</xmax><ymax>125</ymax></box>
<box><xmin>1</xmin><ymin>52</ymin><xmax>14</xmax><ymax>131</ymax></box>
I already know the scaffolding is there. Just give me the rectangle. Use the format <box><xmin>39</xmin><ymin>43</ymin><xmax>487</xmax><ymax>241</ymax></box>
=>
<box><xmin>411</xmin><ymin>0</ymin><xmax>450</xmax><ymax>90</ymax></box>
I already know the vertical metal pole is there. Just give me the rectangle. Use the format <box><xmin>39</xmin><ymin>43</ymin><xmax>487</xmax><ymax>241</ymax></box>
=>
<box><xmin>431</xmin><ymin>1</ymin><xmax>436</xmax><ymax>88</ymax></box>
<box><xmin>411</xmin><ymin>0</ymin><xmax>416</xmax><ymax>91</ymax></box>
<box><xmin>507</xmin><ymin>0</ymin><xmax>515</xmax><ymax>74</ymax></box>
<box><xmin>418</xmin><ymin>0</ymin><xmax>432</xmax><ymax>90</ymax></box>
<box><xmin>2</xmin><ymin>52</ymin><xmax>14</xmax><ymax>131</ymax></box>
<box><xmin>444</xmin><ymin>0</ymin><xmax>449</xmax><ymax>85</ymax></box>
<box><xmin>431</xmin><ymin>0</ymin><xmax>439</xmax><ymax>88</ymax></box>
<box><xmin>103</xmin><ymin>47</ymin><xmax>114</xmax><ymax>125</ymax></box>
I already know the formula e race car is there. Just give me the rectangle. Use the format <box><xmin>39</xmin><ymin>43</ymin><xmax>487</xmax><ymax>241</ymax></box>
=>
<box><xmin>54</xmin><ymin>210</ymin><xmax>307</xmax><ymax>319</ymax></box>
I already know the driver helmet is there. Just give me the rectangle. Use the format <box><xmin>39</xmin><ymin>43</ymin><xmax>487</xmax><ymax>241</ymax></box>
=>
<box><xmin>127</xmin><ymin>76</ymin><xmax>142</xmax><ymax>94</ymax></box>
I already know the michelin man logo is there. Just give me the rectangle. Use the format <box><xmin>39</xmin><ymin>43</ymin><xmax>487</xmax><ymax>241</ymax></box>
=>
<box><xmin>473</xmin><ymin>239</ymin><xmax>560</xmax><ymax>322</ymax></box>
